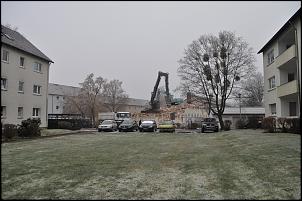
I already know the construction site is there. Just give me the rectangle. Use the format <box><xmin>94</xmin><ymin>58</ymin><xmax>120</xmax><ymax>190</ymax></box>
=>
<box><xmin>132</xmin><ymin>71</ymin><xmax>210</xmax><ymax>128</ymax></box>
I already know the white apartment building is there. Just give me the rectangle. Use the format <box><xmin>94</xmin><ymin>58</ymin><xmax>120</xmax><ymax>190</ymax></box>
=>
<box><xmin>1</xmin><ymin>25</ymin><xmax>53</xmax><ymax>127</ymax></box>
<box><xmin>48</xmin><ymin>83</ymin><xmax>149</xmax><ymax>115</ymax></box>
<box><xmin>258</xmin><ymin>8</ymin><xmax>301</xmax><ymax>118</ymax></box>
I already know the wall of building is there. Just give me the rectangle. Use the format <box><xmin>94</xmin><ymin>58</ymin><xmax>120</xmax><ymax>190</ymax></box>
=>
<box><xmin>1</xmin><ymin>45</ymin><xmax>50</xmax><ymax>127</ymax></box>
<box><xmin>48</xmin><ymin>94</ymin><xmax>65</xmax><ymax>114</ymax></box>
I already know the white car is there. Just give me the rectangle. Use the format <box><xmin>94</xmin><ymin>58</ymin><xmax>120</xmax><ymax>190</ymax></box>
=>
<box><xmin>98</xmin><ymin>120</ymin><xmax>118</xmax><ymax>132</ymax></box>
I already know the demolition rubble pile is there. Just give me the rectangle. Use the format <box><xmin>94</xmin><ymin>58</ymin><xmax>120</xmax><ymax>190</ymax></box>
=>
<box><xmin>132</xmin><ymin>100</ymin><xmax>209</xmax><ymax>126</ymax></box>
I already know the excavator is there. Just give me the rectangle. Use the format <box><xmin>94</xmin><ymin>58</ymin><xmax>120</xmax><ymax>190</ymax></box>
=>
<box><xmin>142</xmin><ymin>71</ymin><xmax>175</xmax><ymax>113</ymax></box>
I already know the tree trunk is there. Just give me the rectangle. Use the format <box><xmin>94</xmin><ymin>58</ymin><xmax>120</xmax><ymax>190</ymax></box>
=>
<box><xmin>217</xmin><ymin>114</ymin><xmax>224</xmax><ymax>130</ymax></box>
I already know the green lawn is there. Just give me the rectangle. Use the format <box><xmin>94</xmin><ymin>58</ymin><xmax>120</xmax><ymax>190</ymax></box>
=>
<box><xmin>1</xmin><ymin>130</ymin><xmax>301</xmax><ymax>199</ymax></box>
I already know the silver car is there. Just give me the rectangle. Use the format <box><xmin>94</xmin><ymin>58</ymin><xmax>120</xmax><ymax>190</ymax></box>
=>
<box><xmin>98</xmin><ymin>120</ymin><xmax>118</xmax><ymax>132</ymax></box>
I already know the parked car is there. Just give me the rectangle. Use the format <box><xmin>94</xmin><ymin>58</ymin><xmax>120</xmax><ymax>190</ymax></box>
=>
<box><xmin>201</xmin><ymin>118</ymin><xmax>219</xmax><ymax>132</ymax></box>
<box><xmin>118</xmin><ymin>119</ymin><xmax>138</xmax><ymax>132</ymax></box>
<box><xmin>158</xmin><ymin>120</ymin><xmax>176</xmax><ymax>133</ymax></box>
<box><xmin>139</xmin><ymin>120</ymin><xmax>157</xmax><ymax>132</ymax></box>
<box><xmin>98</xmin><ymin>120</ymin><xmax>118</xmax><ymax>132</ymax></box>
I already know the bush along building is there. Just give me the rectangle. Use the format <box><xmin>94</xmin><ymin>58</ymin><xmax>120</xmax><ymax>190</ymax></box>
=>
<box><xmin>1</xmin><ymin>25</ymin><xmax>53</xmax><ymax>127</ymax></box>
<box><xmin>258</xmin><ymin>8</ymin><xmax>300</xmax><ymax>133</ymax></box>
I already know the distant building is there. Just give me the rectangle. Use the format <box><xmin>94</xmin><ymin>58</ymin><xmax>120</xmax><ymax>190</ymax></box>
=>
<box><xmin>48</xmin><ymin>83</ymin><xmax>149</xmax><ymax>115</ymax></box>
<box><xmin>1</xmin><ymin>25</ymin><xmax>53</xmax><ymax>127</ymax></box>
<box><xmin>217</xmin><ymin>107</ymin><xmax>265</xmax><ymax>129</ymax></box>
<box><xmin>258</xmin><ymin>8</ymin><xmax>300</xmax><ymax>118</ymax></box>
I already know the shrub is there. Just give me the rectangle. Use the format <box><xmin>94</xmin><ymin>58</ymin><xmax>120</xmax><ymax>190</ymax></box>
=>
<box><xmin>18</xmin><ymin>118</ymin><xmax>41</xmax><ymax>137</ymax></box>
<box><xmin>58</xmin><ymin>121</ymin><xmax>73</xmax><ymax>129</ymax></box>
<box><xmin>285</xmin><ymin>118</ymin><xmax>300</xmax><ymax>134</ymax></box>
<box><xmin>247</xmin><ymin>117</ymin><xmax>261</xmax><ymax>129</ymax></box>
<box><xmin>277</xmin><ymin>118</ymin><xmax>288</xmax><ymax>133</ymax></box>
<box><xmin>262</xmin><ymin>117</ymin><xmax>276</xmax><ymax>133</ymax></box>
<box><xmin>223</xmin><ymin>120</ymin><xmax>232</xmax><ymax>131</ymax></box>
<box><xmin>236</xmin><ymin>119</ymin><xmax>246</xmax><ymax>129</ymax></box>
<box><xmin>191</xmin><ymin>123</ymin><xmax>199</xmax><ymax>129</ymax></box>
<box><xmin>3</xmin><ymin>124</ymin><xmax>18</xmax><ymax>141</ymax></box>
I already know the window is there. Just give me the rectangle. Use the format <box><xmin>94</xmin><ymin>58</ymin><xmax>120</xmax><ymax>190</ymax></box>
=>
<box><xmin>268</xmin><ymin>76</ymin><xmax>276</xmax><ymax>89</ymax></box>
<box><xmin>33</xmin><ymin>85</ymin><xmax>41</xmax><ymax>95</ymax></box>
<box><xmin>269</xmin><ymin>104</ymin><xmax>276</xmax><ymax>115</ymax></box>
<box><xmin>56</xmin><ymin>96</ymin><xmax>59</xmax><ymax>100</ymax></box>
<box><xmin>289</xmin><ymin>102</ymin><xmax>296</xmax><ymax>116</ymax></box>
<box><xmin>18</xmin><ymin>107</ymin><xmax>23</xmax><ymax>118</ymax></box>
<box><xmin>18</xmin><ymin>81</ymin><xmax>24</xmax><ymax>93</ymax></box>
<box><xmin>2</xmin><ymin>50</ymin><xmax>9</xmax><ymax>62</ymax></box>
<box><xmin>1</xmin><ymin>106</ymin><xmax>6</xmax><ymax>118</ymax></box>
<box><xmin>32</xmin><ymin>108</ymin><xmax>40</xmax><ymax>117</ymax></box>
<box><xmin>267</xmin><ymin>50</ymin><xmax>274</xmax><ymax>65</ymax></box>
<box><xmin>63</xmin><ymin>96</ymin><xmax>65</xmax><ymax>100</ymax></box>
<box><xmin>56</xmin><ymin>106</ymin><xmax>59</xmax><ymax>110</ymax></box>
<box><xmin>33</xmin><ymin>62</ymin><xmax>42</xmax><ymax>72</ymax></box>
<box><xmin>1</xmin><ymin>78</ymin><xmax>7</xmax><ymax>90</ymax></box>
<box><xmin>20</xmin><ymin>57</ymin><xmax>25</xmax><ymax>67</ymax></box>
<box><xmin>288</xmin><ymin>73</ymin><xmax>295</xmax><ymax>82</ymax></box>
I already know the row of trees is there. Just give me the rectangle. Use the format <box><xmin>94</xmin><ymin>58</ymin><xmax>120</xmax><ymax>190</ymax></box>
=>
<box><xmin>177</xmin><ymin>30</ymin><xmax>264</xmax><ymax>129</ymax></box>
<box><xmin>64</xmin><ymin>73</ymin><xmax>128</xmax><ymax>126</ymax></box>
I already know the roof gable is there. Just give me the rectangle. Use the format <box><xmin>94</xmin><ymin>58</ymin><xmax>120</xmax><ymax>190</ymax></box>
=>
<box><xmin>1</xmin><ymin>25</ymin><xmax>53</xmax><ymax>63</ymax></box>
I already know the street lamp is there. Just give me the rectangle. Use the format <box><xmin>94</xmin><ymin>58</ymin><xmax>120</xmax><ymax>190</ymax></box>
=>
<box><xmin>238</xmin><ymin>93</ymin><xmax>242</xmax><ymax>120</ymax></box>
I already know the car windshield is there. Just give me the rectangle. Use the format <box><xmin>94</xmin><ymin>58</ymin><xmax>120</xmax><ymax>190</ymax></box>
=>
<box><xmin>101</xmin><ymin>120</ymin><xmax>114</xmax><ymax>125</ymax></box>
<box><xmin>203</xmin><ymin>118</ymin><xmax>216</xmax><ymax>122</ymax></box>
<box><xmin>160</xmin><ymin>121</ymin><xmax>173</xmax><ymax>125</ymax></box>
<box><xmin>141</xmin><ymin>121</ymin><xmax>154</xmax><ymax>125</ymax></box>
<box><xmin>122</xmin><ymin>119</ymin><xmax>133</xmax><ymax>124</ymax></box>
<box><xmin>116</xmin><ymin>113</ymin><xmax>130</xmax><ymax>118</ymax></box>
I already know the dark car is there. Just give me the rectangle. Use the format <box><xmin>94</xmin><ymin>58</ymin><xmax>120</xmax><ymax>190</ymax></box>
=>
<box><xmin>118</xmin><ymin>119</ymin><xmax>138</xmax><ymax>132</ymax></box>
<box><xmin>98</xmin><ymin>120</ymin><xmax>118</xmax><ymax>132</ymax></box>
<box><xmin>139</xmin><ymin>120</ymin><xmax>157</xmax><ymax>132</ymax></box>
<box><xmin>201</xmin><ymin>118</ymin><xmax>219</xmax><ymax>132</ymax></box>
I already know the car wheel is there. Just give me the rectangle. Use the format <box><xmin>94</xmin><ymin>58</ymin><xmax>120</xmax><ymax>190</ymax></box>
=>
<box><xmin>118</xmin><ymin>129</ymin><xmax>121</xmax><ymax>132</ymax></box>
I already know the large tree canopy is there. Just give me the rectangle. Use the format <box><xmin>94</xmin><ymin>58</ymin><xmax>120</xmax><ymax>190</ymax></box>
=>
<box><xmin>178</xmin><ymin>31</ymin><xmax>256</xmax><ymax>129</ymax></box>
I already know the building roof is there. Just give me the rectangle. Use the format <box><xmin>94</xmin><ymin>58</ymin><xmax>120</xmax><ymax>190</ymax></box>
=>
<box><xmin>48</xmin><ymin>83</ymin><xmax>149</xmax><ymax>106</ymax></box>
<box><xmin>258</xmin><ymin>8</ymin><xmax>301</xmax><ymax>54</ymax></box>
<box><xmin>1</xmin><ymin>25</ymin><xmax>53</xmax><ymax>63</ymax></box>
<box><xmin>223</xmin><ymin>107</ymin><xmax>265</xmax><ymax>115</ymax></box>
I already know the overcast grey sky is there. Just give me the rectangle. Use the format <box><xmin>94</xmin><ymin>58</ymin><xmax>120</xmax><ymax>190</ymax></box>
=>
<box><xmin>1</xmin><ymin>1</ymin><xmax>301</xmax><ymax>100</ymax></box>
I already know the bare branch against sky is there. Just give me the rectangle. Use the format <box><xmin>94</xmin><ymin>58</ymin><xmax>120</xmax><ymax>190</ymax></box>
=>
<box><xmin>1</xmin><ymin>1</ymin><xmax>300</xmax><ymax>99</ymax></box>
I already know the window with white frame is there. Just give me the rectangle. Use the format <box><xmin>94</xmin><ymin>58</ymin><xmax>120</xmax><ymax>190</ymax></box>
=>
<box><xmin>33</xmin><ymin>85</ymin><xmax>41</xmax><ymax>95</ymax></box>
<box><xmin>18</xmin><ymin>81</ymin><xmax>24</xmax><ymax>93</ymax></box>
<box><xmin>269</xmin><ymin>103</ymin><xmax>276</xmax><ymax>115</ymax></box>
<box><xmin>267</xmin><ymin>49</ymin><xmax>274</xmax><ymax>65</ymax></box>
<box><xmin>1</xmin><ymin>78</ymin><xmax>7</xmax><ymax>90</ymax></box>
<box><xmin>18</xmin><ymin>107</ymin><xmax>23</xmax><ymax>118</ymax></box>
<box><xmin>32</xmin><ymin>108</ymin><xmax>40</xmax><ymax>117</ymax></box>
<box><xmin>1</xmin><ymin>106</ymin><xmax>6</xmax><ymax>118</ymax></box>
<box><xmin>20</xmin><ymin>57</ymin><xmax>25</xmax><ymax>67</ymax></box>
<box><xmin>2</xmin><ymin>49</ymin><xmax>9</xmax><ymax>62</ymax></box>
<box><xmin>268</xmin><ymin>76</ymin><xmax>276</xmax><ymax>89</ymax></box>
<box><xmin>33</xmin><ymin>62</ymin><xmax>42</xmax><ymax>72</ymax></box>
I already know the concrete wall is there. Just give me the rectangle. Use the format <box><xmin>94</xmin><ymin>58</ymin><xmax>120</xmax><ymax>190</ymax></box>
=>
<box><xmin>1</xmin><ymin>45</ymin><xmax>50</xmax><ymax>127</ymax></box>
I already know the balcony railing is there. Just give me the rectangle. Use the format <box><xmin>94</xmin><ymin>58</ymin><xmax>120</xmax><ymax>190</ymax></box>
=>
<box><xmin>277</xmin><ymin>79</ymin><xmax>298</xmax><ymax>98</ymax></box>
<box><xmin>276</xmin><ymin>45</ymin><xmax>296</xmax><ymax>68</ymax></box>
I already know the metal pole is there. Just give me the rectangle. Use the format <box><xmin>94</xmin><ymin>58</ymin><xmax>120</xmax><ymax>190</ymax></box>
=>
<box><xmin>239</xmin><ymin>93</ymin><xmax>242</xmax><ymax>120</ymax></box>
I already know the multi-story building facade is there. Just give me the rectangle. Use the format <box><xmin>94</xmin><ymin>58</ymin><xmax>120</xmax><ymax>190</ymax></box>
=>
<box><xmin>258</xmin><ymin>8</ymin><xmax>301</xmax><ymax>118</ymax></box>
<box><xmin>1</xmin><ymin>25</ymin><xmax>53</xmax><ymax>127</ymax></box>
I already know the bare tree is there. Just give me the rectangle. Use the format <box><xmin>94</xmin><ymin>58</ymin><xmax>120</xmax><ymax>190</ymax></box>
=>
<box><xmin>79</xmin><ymin>73</ymin><xmax>106</xmax><ymax>126</ymax></box>
<box><xmin>102</xmin><ymin>79</ymin><xmax>128</xmax><ymax>112</ymax></box>
<box><xmin>178</xmin><ymin>31</ymin><xmax>255</xmax><ymax>129</ymax></box>
<box><xmin>63</xmin><ymin>93</ymin><xmax>89</xmax><ymax>117</ymax></box>
<box><xmin>234</xmin><ymin>72</ymin><xmax>264</xmax><ymax>107</ymax></box>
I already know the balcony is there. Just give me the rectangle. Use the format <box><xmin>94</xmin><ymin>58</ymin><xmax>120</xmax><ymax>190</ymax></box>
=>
<box><xmin>277</xmin><ymin>80</ymin><xmax>298</xmax><ymax>98</ymax></box>
<box><xmin>276</xmin><ymin>45</ymin><xmax>296</xmax><ymax>69</ymax></box>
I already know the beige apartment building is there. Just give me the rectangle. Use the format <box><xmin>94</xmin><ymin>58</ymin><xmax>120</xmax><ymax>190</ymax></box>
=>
<box><xmin>1</xmin><ymin>25</ymin><xmax>53</xmax><ymax>127</ymax></box>
<box><xmin>258</xmin><ymin>8</ymin><xmax>301</xmax><ymax>118</ymax></box>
